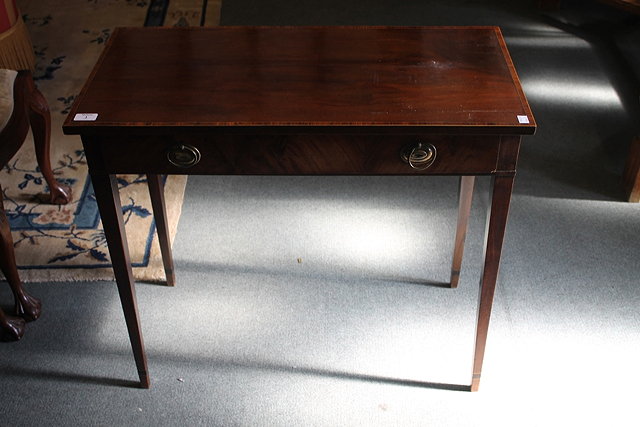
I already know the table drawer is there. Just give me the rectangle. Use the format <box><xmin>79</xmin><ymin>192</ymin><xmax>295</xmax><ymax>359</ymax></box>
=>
<box><xmin>92</xmin><ymin>134</ymin><xmax>500</xmax><ymax>175</ymax></box>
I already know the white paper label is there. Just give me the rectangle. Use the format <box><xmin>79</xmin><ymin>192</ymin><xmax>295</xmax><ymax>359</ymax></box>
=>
<box><xmin>517</xmin><ymin>115</ymin><xmax>529</xmax><ymax>124</ymax></box>
<box><xmin>74</xmin><ymin>113</ymin><xmax>99</xmax><ymax>121</ymax></box>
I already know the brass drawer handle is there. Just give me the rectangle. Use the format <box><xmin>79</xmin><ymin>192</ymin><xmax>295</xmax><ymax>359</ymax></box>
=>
<box><xmin>400</xmin><ymin>142</ymin><xmax>436</xmax><ymax>170</ymax></box>
<box><xmin>167</xmin><ymin>144</ymin><xmax>201</xmax><ymax>168</ymax></box>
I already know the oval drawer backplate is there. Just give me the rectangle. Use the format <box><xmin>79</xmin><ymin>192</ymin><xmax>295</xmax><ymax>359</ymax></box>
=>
<box><xmin>400</xmin><ymin>142</ymin><xmax>437</xmax><ymax>170</ymax></box>
<box><xmin>167</xmin><ymin>144</ymin><xmax>201</xmax><ymax>168</ymax></box>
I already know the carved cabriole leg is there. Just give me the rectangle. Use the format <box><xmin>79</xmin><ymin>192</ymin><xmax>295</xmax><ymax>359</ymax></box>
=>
<box><xmin>0</xmin><ymin>72</ymin><xmax>30</xmax><ymax>166</ymax></box>
<box><xmin>0</xmin><ymin>184</ymin><xmax>42</xmax><ymax>322</ymax></box>
<box><xmin>0</xmin><ymin>185</ymin><xmax>27</xmax><ymax>340</ymax></box>
<box><xmin>450</xmin><ymin>176</ymin><xmax>475</xmax><ymax>288</ymax></box>
<box><xmin>90</xmin><ymin>172</ymin><xmax>149</xmax><ymax>388</ymax></box>
<box><xmin>470</xmin><ymin>174</ymin><xmax>515</xmax><ymax>392</ymax></box>
<box><xmin>25</xmin><ymin>72</ymin><xmax>71</xmax><ymax>205</ymax></box>
<box><xmin>147</xmin><ymin>174</ymin><xmax>175</xmax><ymax>286</ymax></box>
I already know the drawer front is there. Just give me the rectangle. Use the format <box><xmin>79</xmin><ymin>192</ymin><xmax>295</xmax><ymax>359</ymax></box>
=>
<box><xmin>93</xmin><ymin>134</ymin><xmax>500</xmax><ymax>175</ymax></box>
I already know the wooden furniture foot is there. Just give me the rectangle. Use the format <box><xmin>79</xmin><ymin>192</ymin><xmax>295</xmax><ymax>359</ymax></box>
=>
<box><xmin>0</xmin><ymin>181</ymin><xmax>30</xmax><ymax>343</ymax></box>
<box><xmin>450</xmin><ymin>176</ymin><xmax>475</xmax><ymax>288</ymax></box>
<box><xmin>0</xmin><ymin>308</ymin><xmax>25</xmax><ymax>341</ymax></box>
<box><xmin>0</xmin><ymin>186</ymin><xmax>42</xmax><ymax>322</ymax></box>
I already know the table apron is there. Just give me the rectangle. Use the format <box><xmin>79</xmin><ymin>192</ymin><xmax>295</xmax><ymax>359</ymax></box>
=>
<box><xmin>82</xmin><ymin>134</ymin><xmax>516</xmax><ymax>176</ymax></box>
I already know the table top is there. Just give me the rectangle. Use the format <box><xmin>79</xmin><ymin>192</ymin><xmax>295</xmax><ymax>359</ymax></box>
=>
<box><xmin>63</xmin><ymin>26</ymin><xmax>535</xmax><ymax>136</ymax></box>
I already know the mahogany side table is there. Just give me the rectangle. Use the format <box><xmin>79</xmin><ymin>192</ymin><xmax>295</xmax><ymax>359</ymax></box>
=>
<box><xmin>63</xmin><ymin>26</ymin><xmax>536</xmax><ymax>391</ymax></box>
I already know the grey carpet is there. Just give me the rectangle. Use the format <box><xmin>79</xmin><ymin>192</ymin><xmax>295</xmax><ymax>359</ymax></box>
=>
<box><xmin>1</xmin><ymin>0</ymin><xmax>639</xmax><ymax>425</ymax></box>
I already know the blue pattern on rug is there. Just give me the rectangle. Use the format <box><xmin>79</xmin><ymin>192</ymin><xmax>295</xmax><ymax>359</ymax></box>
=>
<box><xmin>1</xmin><ymin>0</ymin><xmax>168</xmax><ymax>273</ymax></box>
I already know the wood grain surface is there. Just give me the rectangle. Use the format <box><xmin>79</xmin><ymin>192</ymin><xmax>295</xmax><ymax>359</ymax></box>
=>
<box><xmin>63</xmin><ymin>26</ymin><xmax>535</xmax><ymax>135</ymax></box>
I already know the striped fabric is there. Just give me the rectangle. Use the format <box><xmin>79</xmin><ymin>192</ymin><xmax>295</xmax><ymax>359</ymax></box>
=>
<box><xmin>0</xmin><ymin>0</ymin><xmax>34</xmax><ymax>71</ymax></box>
<box><xmin>0</xmin><ymin>0</ymin><xmax>19</xmax><ymax>33</ymax></box>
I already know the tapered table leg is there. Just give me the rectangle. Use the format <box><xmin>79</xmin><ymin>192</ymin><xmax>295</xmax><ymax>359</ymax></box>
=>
<box><xmin>450</xmin><ymin>176</ymin><xmax>475</xmax><ymax>288</ymax></box>
<box><xmin>470</xmin><ymin>175</ymin><xmax>515</xmax><ymax>392</ymax></box>
<box><xmin>147</xmin><ymin>174</ymin><xmax>175</xmax><ymax>286</ymax></box>
<box><xmin>90</xmin><ymin>172</ymin><xmax>150</xmax><ymax>388</ymax></box>
<box><xmin>623</xmin><ymin>136</ymin><xmax>640</xmax><ymax>203</ymax></box>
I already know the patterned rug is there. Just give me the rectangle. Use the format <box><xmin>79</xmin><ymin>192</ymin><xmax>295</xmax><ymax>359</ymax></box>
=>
<box><xmin>1</xmin><ymin>0</ymin><xmax>220</xmax><ymax>283</ymax></box>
